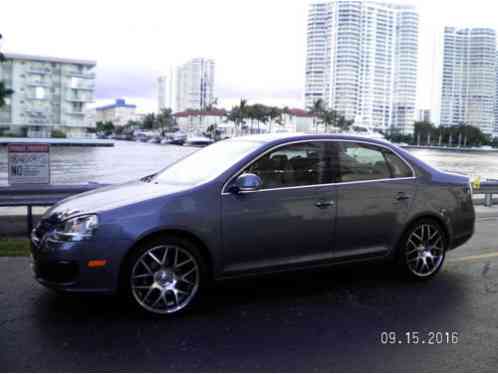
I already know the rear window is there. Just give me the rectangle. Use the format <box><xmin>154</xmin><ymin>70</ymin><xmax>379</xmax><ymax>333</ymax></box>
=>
<box><xmin>336</xmin><ymin>142</ymin><xmax>413</xmax><ymax>182</ymax></box>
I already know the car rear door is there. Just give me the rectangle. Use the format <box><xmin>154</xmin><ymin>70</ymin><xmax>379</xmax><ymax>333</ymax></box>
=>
<box><xmin>333</xmin><ymin>141</ymin><xmax>416</xmax><ymax>259</ymax></box>
<box><xmin>220</xmin><ymin>141</ymin><xmax>338</xmax><ymax>274</ymax></box>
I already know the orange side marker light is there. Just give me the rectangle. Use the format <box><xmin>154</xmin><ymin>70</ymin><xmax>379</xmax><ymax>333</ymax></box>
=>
<box><xmin>88</xmin><ymin>260</ymin><xmax>107</xmax><ymax>268</ymax></box>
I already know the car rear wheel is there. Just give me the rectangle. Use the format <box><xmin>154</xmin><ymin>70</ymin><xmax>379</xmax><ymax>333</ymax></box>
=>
<box><xmin>125</xmin><ymin>236</ymin><xmax>206</xmax><ymax>315</ymax></box>
<box><xmin>399</xmin><ymin>220</ymin><xmax>447</xmax><ymax>280</ymax></box>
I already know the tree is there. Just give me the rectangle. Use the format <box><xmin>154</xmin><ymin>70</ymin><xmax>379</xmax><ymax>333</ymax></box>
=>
<box><xmin>0</xmin><ymin>82</ymin><xmax>13</xmax><ymax>108</ymax></box>
<box><xmin>0</xmin><ymin>34</ymin><xmax>14</xmax><ymax>109</ymax></box>
<box><xmin>142</xmin><ymin>113</ymin><xmax>156</xmax><ymax>130</ymax></box>
<box><xmin>307</xmin><ymin>99</ymin><xmax>326</xmax><ymax>132</ymax></box>
<box><xmin>267</xmin><ymin>106</ymin><xmax>282</xmax><ymax>133</ymax></box>
<box><xmin>412</xmin><ymin>121</ymin><xmax>489</xmax><ymax>147</ymax></box>
<box><xmin>156</xmin><ymin>108</ymin><xmax>176</xmax><ymax>134</ymax></box>
<box><xmin>226</xmin><ymin>98</ymin><xmax>248</xmax><ymax>135</ymax></box>
<box><xmin>336</xmin><ymin>115</ymin><xmax>353</xmax><ymax>132</ymax></box>
<box><xmin>96</xmin><ymin>121</ymin><xmax>115</xmax><ymax>134</ymax></box>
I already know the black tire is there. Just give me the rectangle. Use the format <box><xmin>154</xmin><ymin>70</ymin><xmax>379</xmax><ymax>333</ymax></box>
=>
<box><xmin>397</xmin><ymin>219</ymin><xmax>447</xmax><ymax>281</ymax></box>
<box><xmin>122</xmin><ymin>235</ymin><xmax>208</xmax><ymax>316</ymax></box>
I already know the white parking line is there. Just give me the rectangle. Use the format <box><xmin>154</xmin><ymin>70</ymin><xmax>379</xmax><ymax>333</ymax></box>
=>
<box><xmin>449</xmin><ymin>252</ymin><xmax>498</xmax><ymax>263</ymax></box>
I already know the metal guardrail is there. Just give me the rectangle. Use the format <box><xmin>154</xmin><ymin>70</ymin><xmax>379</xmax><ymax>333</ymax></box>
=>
<box><xmin>0</xmin><ymin>183</ymin><xmax>107</xmax><ymax>235</ymax></box>
<box><xmin>1</xmin><ymin>181</ymin><xmax>498</xmax><ymax>237</ymax></box>
<box><xmin>473</xmin><ymin>181</ymin><xmax>498</xmax><ymax>208</ymax></box>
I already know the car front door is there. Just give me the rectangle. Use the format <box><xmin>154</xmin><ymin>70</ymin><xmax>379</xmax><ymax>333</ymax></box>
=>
<box><xmin>333</xmin><ymin>141</ymin><xmax>417</xmax><ymax>259</ymax></box>
<box><xmin>220</xmin><ymin>141</ymin><xmax>338</xmax><ymax>275</ymax></box>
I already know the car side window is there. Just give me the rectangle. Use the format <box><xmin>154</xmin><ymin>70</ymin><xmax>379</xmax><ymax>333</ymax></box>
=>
<box><xmin>383</xmin><ymin>150</ymin><xmax>413</xmax><ymax>178</ymax></box>
<box><xmin>337</xmin><ymin>142</ymin><xmax>392</xmax><ymax>182</ymax></box>
<box><xmin>245</xmin><ymin>142</ymin><xmax>336</xmax><ymax>189</ymax></box>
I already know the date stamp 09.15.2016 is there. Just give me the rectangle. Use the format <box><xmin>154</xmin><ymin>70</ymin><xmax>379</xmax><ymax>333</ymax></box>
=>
<box><xmin>380</xmin><ymin>331</ymin><xmax>459</xmax><ymax>345</ymax></box>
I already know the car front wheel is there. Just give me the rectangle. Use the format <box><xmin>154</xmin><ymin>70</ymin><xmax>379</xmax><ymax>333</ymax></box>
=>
<box><xmin>399</xmin><ymin>220</ymin><xmax>447</xmax><ymax>280</ymax></box>
<box><xmin>125</xmin><ymin>236</ymin><xmax>206</xmax><ymax>315</ymax></box>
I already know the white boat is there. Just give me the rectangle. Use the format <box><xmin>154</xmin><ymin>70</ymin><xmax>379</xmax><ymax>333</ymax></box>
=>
<box><xmin>185</xmin><ymin>136</ymin><xmax>214</xmax><ymax>147</ymax></box>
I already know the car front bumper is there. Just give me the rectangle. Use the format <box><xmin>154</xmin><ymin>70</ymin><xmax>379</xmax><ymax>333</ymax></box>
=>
<box><xmin>30</xmin><ymin>233</ymin><xmax>132</xmax><ymax>294</ymax></box>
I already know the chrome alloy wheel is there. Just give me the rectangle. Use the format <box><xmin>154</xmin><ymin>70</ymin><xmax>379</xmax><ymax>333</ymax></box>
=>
<box><xmin>130</xmin><ymin>245</ymin><xmax>200</xmax><ymax>314</ymax></box>
<box><xmin>405</xmin><ymin>224</ymin><xmax>445</xmax><ymax>278</ymax></box>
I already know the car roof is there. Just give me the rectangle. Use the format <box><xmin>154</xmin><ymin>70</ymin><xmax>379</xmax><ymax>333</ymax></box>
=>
<box><xmin>231</xmin><ymin>133</ymin><xmax>392</xmax><ymax>147</ymax></box>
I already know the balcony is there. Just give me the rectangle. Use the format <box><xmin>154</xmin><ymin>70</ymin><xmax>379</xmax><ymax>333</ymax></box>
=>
<box><xmin>64</xmin><ymin>71</ymin><xmax>96</xmax><ymax>79</ymax></box>
<box><xmin>73</xmin><ymin>83</ymin><xmax>95</xmax><ymax>91</ymax></box>
<box><xmin>65</xmin><ymin>110</ymin><xmax>85</xmax><ymax>116</ymax></box>
<box><xmin>66</xmin><ymin>95</ymin><xmax>93</xmax><ymax>103</ymax></box>
<box><xmin>25</xmin><ymin>96</ymin><xmax>49</xmax><ymax>101</ymax></box>
<box><xmin>28</xmin><ymin>67</ymin><xmax>51</xmax><ymax>75</ymax></box>
<box><xmin>26</xmin><ymin>80</ymin><xmax>51</xmax><ymax>87</ymax></box>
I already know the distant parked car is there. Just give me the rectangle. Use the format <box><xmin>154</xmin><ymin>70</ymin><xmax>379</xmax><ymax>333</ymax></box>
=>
<box><xmin>31</xmin><ymin>134</ymin><xmax>475</xmax><ymax>315</ymax></box>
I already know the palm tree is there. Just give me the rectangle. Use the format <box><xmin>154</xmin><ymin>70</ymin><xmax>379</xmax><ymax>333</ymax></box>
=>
<box><xmin>157</xmin><ymin>108</ymin><xmax>176</xmax><ymax>135</ymax></box>
<box><xmin>267</xmin><ymin>106</ymin><xmax>282</xmax><ymax>133</ymax></box>
<box><xmin>0</xmin><ymin>34</ymin><xmax>13</xmax><ymax>109</ymax></box>
<box><xmin>319</xmin><ymin>110</ymin><xmax>336</xmax><ymax>133</ymax></box>
<box><xmin>308</xmin><ymin>99</ymin><xmax>325</xmax><ymax>133</ymax></box>
<box><xmin>336</xmin><ymin>115</ymin><xmax>353</xmax><ymax>132</ymax></box>
<box><xmin>0</xmin><ymin>82</ymin><xmax>13</xmax><ymax>109</ymax></box>
<box><xmin>226</xmin><ymin>98</ymin><xmax>248</xmax><ymax>136</ymax></box>
<box><xmin>142</xmin><ymin>113</ymin><xmax>156</xmax><ymax>130</ymax></box>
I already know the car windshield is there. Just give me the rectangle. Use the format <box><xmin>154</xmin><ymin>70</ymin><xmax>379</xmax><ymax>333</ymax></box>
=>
<box><xmin>153</xmin><ymin>139</ymin><xmax>262</xmax><ymax>186</ymax></box>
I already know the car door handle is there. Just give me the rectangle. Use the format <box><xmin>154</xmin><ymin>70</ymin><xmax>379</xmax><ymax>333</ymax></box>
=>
<box><xmin>396</xmin><ymin>192</ymin><xmax>411</xmax><ymax>201</ymax></box>
<box><xmin>315</xmin><ymin>201</ymin><xmax>335</xmax><ymax>209</ymax></box>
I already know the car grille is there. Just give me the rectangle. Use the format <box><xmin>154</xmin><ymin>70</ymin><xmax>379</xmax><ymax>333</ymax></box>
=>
<box><xmin>32</xmin><ymin>217</ymin><xmax>58</xmax><ymax>246</ymax></box>
<box><xmin>34</xmin><ymin>261</ymin><xmax>79</xmax><ymax>284</ymax></box>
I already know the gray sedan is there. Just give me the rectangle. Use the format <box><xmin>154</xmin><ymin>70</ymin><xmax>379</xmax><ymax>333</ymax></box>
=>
<box><xmin>31</xmin><ymin>134</ymin><xmax>475</xmax><ymax>315</ymax></box>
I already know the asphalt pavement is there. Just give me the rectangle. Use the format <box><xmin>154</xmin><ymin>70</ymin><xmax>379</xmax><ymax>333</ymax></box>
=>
<box><xmin>2</xmin><ymin>211</ymin><xmax>498</xmax><ymax>372</ymax></box>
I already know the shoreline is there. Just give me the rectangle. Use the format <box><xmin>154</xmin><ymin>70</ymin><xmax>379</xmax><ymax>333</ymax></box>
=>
<box><xmin>400</xmin><ymin>144</ymin><xmax>498</xmax><ymax>153</ymax></box>
<box><xmin>0</xmin><ymin>137</ymin><xmax>114</xmax><ymax>147</ymax></box>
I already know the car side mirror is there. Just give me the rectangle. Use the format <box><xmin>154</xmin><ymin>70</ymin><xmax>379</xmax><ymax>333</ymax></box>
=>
<box><xmin>229</xmin><ymin>173</ymin><xmax>263</xmax><ymax>194</ymax></box>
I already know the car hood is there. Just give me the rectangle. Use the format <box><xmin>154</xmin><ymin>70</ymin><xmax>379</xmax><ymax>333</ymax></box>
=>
<box><xmin>43</xmin><ymin>181</ymin><xmax>192</xmax><ymax>222</ymax></box>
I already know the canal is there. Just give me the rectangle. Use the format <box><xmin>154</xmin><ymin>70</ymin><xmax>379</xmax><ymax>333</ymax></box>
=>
<box><xmin>1</xmin><ymin>140</ymin><xmax>498</xmax><ymax>185</ymax></box>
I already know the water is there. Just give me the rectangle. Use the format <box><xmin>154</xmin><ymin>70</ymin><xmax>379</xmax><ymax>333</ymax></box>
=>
<box><xmin>1</xmin><ymin>141</ymin><xmax>498</xmax><ymax>186</ymax></box>
<box><xmin>407</xmin><ymin>148</ymin><xmax>498</xmax><ymax>180</ymax></box>
<box><xmin>0</xmin><ymin>141</ymin><xmax>197</xmax><ymax>186</ymax></box>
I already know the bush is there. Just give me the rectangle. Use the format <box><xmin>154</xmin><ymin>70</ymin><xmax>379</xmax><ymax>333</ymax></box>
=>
<box><xmin>51</xmin><ymin>129</ymin><xmax>67</xmax><ymax>138</ymax></box>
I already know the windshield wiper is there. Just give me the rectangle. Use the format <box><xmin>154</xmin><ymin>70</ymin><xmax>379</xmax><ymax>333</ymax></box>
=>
<box><xmin>140</xmin><ymin>173</ymin><xmax>157</xmax><ymax>183</ymax></box>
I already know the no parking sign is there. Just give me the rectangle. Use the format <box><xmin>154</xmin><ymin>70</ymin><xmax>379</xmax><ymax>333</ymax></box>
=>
<box><xmin>7</xmin><ymin>143</ymin><xmax>50</xmax><ymax>185</ymax></box>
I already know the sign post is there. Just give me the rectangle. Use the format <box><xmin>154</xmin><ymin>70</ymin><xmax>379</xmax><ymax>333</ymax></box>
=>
<box><xmin>7</xmin><ymin>143</ymin><xmax>51</xmax><ymax>235</ymax></box>
<box><xmin>8</xmin><ymin>143</ymin><xmax>51</xmax><ymax>185</ymax></box>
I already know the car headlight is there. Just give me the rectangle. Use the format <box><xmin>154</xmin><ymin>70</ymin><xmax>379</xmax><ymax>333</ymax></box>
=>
<box><xmin>52</xmin><ymin>215</ymin><xmax>99</xmax><ymax>242</ymax></box>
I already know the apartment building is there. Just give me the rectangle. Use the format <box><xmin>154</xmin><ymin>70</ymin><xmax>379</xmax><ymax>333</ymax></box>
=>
<box><xmin>175</xmin><ymin>58</ymin><xmax>215</xmax><ymax>112</ymax></box>
<box><xmin>416</xmin><ymin>109</ymin><xmax>432</xmax><ymax>123</ymax></box>
<box><xmin>441</xmin><ymin>27</ymin><xmax>496</xmax><ymax>135</ymax></box>
<box><xmin>0</xmin><ymin>53</ymin><xmax>96</xmax><ymax>138</ymax></box>
<box><xmin>96</xmin><ymin>98</ymin><xmax>137</xmax><ymax>127</ymax></box>
<box><xmin>304</xmin><ymin>1</ymin><xmax>419</xmax><ymax>134</ymax></box>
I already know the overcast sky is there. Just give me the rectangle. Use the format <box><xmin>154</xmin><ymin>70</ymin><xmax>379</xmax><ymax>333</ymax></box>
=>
<box><xmin>3</xmin><ymin>0</ymin><xmax>498</xmax><ymax>117</ymax></box>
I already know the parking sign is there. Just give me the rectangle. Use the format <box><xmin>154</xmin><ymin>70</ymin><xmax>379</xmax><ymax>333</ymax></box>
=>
<box><xmin>8</xmin><ymin>143</ymin><xmax>50</xmax><ymax>185</ymax></box>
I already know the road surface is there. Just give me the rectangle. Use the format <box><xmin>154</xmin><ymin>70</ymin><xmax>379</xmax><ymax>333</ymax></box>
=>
<box><xmin>2</xmin><ymin>210</ymin><xmax>498</xmax><ymax>371</ymax></box>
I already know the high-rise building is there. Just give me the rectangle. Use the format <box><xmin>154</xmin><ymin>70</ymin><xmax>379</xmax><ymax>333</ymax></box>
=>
<box><xmin>495</xmin><ymin>51</ymin><xmax>498</xmax><ymax>135</ymax></box>
<box><xmin>157</xmin><ymin>67</ymin><xmax>177</xmax><ymax>113</ymax></box>
<box><xmin>157</xmin><ymin>76</ymin><xmax>167</xmax><ymax>112</ymax></box>
<box><xmin>0</xmin><ymin>53</ymin><xmax>96</xmax><ymax>138</ymax></box>
<box><xmin>175</xmin><ymin>58</ymin><xmax>215</xmax><ymax>112</ymax></box>
<box><xmin>304</xmin><ymin>1</ymin><xmax>419</xmax><ymax>134</ymax></box>
<box><xmin>416</xmin><ymin>109</ymin><xmax>432</xmax><ymax>123</ymax></box>
<box><xmin>441</xmin><ymin>27</ymin><xmax>496</xmax><ymax>135</ymax></box>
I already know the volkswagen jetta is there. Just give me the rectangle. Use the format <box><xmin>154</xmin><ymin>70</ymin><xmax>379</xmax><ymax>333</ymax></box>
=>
<box><xmin>31</xmin><ymin>134</ymin><xmax>475</xmax><ymax>315</ymax></box>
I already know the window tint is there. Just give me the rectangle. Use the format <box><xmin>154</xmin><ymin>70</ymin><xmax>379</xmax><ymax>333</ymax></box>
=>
<box><xmin>246</xmin><ymin>142</ymin><xmax>336</xmax><ymax>189</ymax></box>
<box><xmin>384</xmin><ymin>150</ymin><xmax>413</xmax><ymax>178</ymax></box>
<box><xmin>337</xmin><ymin>142</ymin><xmax>391</xmax><ymax>182</ymax></box>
